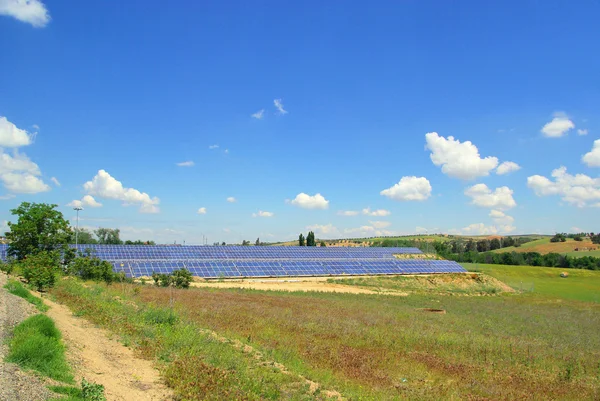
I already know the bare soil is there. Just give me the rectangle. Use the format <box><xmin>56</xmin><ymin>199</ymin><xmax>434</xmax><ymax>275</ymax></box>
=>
<box><xmin>39</xmin><ymin>295</ymin><xmax>173</xmax><ymax>401</ymax></box>
<box><xmin>190</xmin><ymin>277</ymin><xmax>408</xmax><ymax>295</ymax></box>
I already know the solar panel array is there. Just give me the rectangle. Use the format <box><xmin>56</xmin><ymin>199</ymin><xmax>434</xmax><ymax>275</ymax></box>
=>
<box><xmin>0</xmin><ymin>244</ymin><xmax>466</xmax><ymax>278</ymax></box>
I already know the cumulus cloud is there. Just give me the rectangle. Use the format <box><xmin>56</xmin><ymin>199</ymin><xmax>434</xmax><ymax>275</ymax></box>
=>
<box><xmin>582</xmin><ymin>139</ymin><xmax>600</xmax><ymax>167</ymax></box>
<box><xmin>289</xmin><ymin>193</ymin><xmax>329</xmax><ymax>210</ymax></box>
<box><xmin>306</xmin><ymin>224</ymin><xmax>340</xmax><ymax>239</ymax></box>
<box><xmin>0</xmin><ymin>194</ymin><xmax>15</xmax><ymax>200</ymax></box>
<box><xmin>251</xmin><ymin>109</ymin><xmax>265</xmax><ymax>119</ymax></box>
<box><xmin>369</xmin><ymin>221</ymin><xmax>391</xmax><ymax>229</ymax></box>
<box><xmin>0</xmin><ymin>0</ymin><xmax>50</xmax><ymax>27</ymax></box>
<box><xmin>176</xmin><ymin>161</ymin><xmax>194</xmax><ymax>167</ymax></box>
<box><xmin>496</xmin><ymin>161</ymin><xmax>521</xmax><ymax>175</ymax></box>
<box><xmin>464</xmin><ymin>184</ymin><xmax>517</xmax><ymax>210</ymax></box>
<box><xmin>578</xmin><ymin>129</ymin><xmax>588</xmax><ymax>136</ymax></box>
<box><xmin>274</xmin><ymin>99</ymin><xmax>288</xmax><ymax>115</ymax></box>
<box><xmin>489</xmin><ymin>209</ymin><xmax>514</xmax><ymax>225</ymax></box>
<box><xmin>337</xmin><ymin>210</ymin><xmax>359</xmax><ymax>216</ymax></box>
<box><xmin>0</xmin><ymin>150</ymin><xmax>50</xmax><ymax>193</ymax></box>
<box><xmin>50</xmin><ymin>176</ymin><xmax>60</xmax><ymax>186</ymax></box>
<box><xmin>425</xmin><ymin>132</ymin><xmax>498</xmax><ymax>180</ymax></box>
<box><xmin>67</xmin><ymin>195</ymin><xmax>102</xmax><ymax>208</ymax></box>
<box><xmin>362</xmin><ymin>207</ymin><xmax>391</xmax><ymax>216</ymax></box>
<box><xmin>380</xmin><ymin>176</ymin><xmax>432</xmax><ymax>201</ymax></box>
<box><xmin>0</xmin><ymin>116</ymin><xmax>34</xmax><ymax>147</ymax></box>
<box><xmin>344</xmin><ymin>226</ymin><xmax>396</xmax><ymax>237</ymax></box>
<box><xmin>527</xmin><ymin>166</ymin><xmax>600</xmax><ymax>207</ymax></box>
<box><xmin>226</xmin><ymin>196</ymin><xmax>236</xmax><ymax>203</ymax></box>
<box><xmin>83</xmin><ymin>170</ymin><xmax>160</xmax><ymax>213</ymax></box>
<box><xmin>197</xmin><ymin>207</ymin><xmax>207</xmax><ymax>215</ymax></box>
<box><xmin>252</xmin><ymin>210</ymin><xmax>274</xmax><ymax>218</ymax></box>
<box><xmin>541</xmin><ymin>112</ymin><xmax>575</xmax><ymax>138</ymax></box>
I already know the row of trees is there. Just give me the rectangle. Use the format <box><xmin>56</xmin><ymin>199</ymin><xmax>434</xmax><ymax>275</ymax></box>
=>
<box><xmin>445</xmin><ymin>250</ymin><xmax>600</xmax><ymax>271</ymax></box>
<box><xmin>298</xmin><ymin>231</ymin><xmax>324</xmax><ymax>246</ymax></box>
<box><xmin>75</xmin><ymin>227</ymin><xmax>155</xmax><ymax>245</ymax></box>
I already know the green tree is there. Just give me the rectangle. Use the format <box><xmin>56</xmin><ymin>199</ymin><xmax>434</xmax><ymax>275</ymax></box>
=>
<box><xmin>74</xmin><ymin>228</ymin><xmax>97</xmax><ymax>244</ymax></box>
<box><xmin>255</xmin><ymin>237</ymin><xmax>260</xmax><ymax>246</ymax></box>
<box><xmin>94</xmin><ymin>228</ymin><xmax>123</xmax><ymax>245</ymax></box>
<box><xmin>320</xmin><ymin>241</ymin><xmax>326</xmax><ymax>247</ymax></box>
<box><xmin>307</xmin><ymin>231</ymin><xmax>316</xmax><ymax>246</ymax></box>
<box><xmin>241</xmin><ymin>240</ymin><xmax>250</xmax><ymax>246</ymax></box>
<box><xmin>19</xmin><ymin>250</ymin><xmax>61</xmax><ymax>291</ymax></box>
<box><xmin>489</xmin><ymin>238</ymin><xmax>501</xmax><ymax>250</ymax></box>
<box><xmin>6</xmin><ymin>202</ymin><xmax>72</xmax><ymax>260</ymax></box>
<box><xmin>298</xmin><ymin>233</ymin><xmax>305</xmax><ymax>246</ymax></box>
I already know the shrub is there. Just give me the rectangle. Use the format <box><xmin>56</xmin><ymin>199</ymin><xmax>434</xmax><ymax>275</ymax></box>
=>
<box><xmin>19</xmin><ymin>250</ymin><xmax>61</xmax><ymax>291</ymax></box>
<box><xmin>171</xmin><ymin>268</ymin><xmax>192</xmax><ymax>289</ymax></box>
<box><xmin>152</xmin><ymin>272</ymin><xmax>172</xmax><ymax>287</ymax></box>
<box><xmin>67</xmin><ymin>256</ymin><xmax>117</xmax><ymax>284</ymax></box>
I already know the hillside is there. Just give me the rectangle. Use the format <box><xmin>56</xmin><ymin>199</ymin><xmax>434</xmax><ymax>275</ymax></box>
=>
<box><xmin>492</xmin><ymin>238</ymin><xmax>600</xmax><ymax>257</ymax></box>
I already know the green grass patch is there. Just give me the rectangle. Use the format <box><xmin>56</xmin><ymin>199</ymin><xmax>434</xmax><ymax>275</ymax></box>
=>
<box><xmin>465</xmin><ymin>263</ymin><xmax>600</xmax><ymax>303</ymax></box>
<box><xmin>4</xmin><ymin>279</ymin><xmax>49</xmax><ymax>312</ymax></box>
<box><xmin>6</xmin><ymin>314</ymin><xmax>73</xmax><ymax>383</ymax></box>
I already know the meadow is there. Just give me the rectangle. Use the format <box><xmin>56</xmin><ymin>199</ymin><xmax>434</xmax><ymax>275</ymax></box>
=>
<box><xmin>465</xmin><ymin>263</ymin><xmax>600</xmax><ymax>303</ymax></box>
<box><xmin>492</xmin><ymin>237</ymin><xmax>600</xmax><ymax>258</ymax></box>
<box><xmin>50</xmin><ymin>270</ymin><xmax>600</xmax><ymax>400</ymax></box>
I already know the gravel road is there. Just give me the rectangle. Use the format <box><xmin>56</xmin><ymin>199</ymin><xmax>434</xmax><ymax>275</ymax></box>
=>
<box><xmin>0</xmin><ymin>273</ymin><xmax>53</xmax><ymax>401</ymax></box>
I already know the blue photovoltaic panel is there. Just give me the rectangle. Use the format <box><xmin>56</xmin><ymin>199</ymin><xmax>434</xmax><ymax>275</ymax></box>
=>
<box><xmin>0</xmin><ymin>243</ymin><xmax>465</xmax><ymax>278</ymax></box>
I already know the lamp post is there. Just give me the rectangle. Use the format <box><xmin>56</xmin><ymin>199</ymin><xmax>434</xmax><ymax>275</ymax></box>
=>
<box><xmin>73</xmin><ymin>207</ymin><xmax>83</xmax><ymax>246</ymax></box>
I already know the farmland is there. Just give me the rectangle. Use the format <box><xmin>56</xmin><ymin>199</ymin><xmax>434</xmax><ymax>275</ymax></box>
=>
<box><xmin>492</xmin><ymin>237</ymin><xmax>600</xmax><ymax>258</ymax></box>
<box><xmin>49</xmin><ymin>269</ymin><xmax>600</xmax><ymax>400</ymax></box>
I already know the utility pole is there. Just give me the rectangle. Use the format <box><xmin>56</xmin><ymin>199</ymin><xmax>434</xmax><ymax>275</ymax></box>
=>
<box><xmin>73</xmin><ymin>207</ymin><xmax>83</xmax><ymax>246</ymax></box>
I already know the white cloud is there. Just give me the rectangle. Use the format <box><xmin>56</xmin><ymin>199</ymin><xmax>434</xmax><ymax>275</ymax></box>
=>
<box><xmin>252</xmin><ymin>210</ymin><xmax>274</xmax><ymax>218</ymax></box>
<box><xmin>380</xmin><ymin>176</ymin><xmax>432</xmax><ymax>201</ymax></box>
<box><xmin>0</xmin><ymin>0</ymin><xmax>50</xmax><ymax>27</ymax></box>
<box><xmin>197</xmin><ymin>207</ymin><xmax>207</xmax><ymax>215</ymax></box>
<box><xmin>0</xmin><ymin>194</ymin><xmax>15</xmax><ymax>200</ymax></box>
<box><xmin>489</xmin><ymin>209</ymin><xmax>514</xmax><ymax>224</ymax></box>
<box><xmin>274</xmin><ymin>99</ymin><xmax>288</xmax><ymax>115</ymax></box>
<box><xmin>337</xmin><ymin>210</ymin><xmax>359</xmax><ymax>216</ymax></box>
<box><xmin>362</xmin><ymin>207</ymin><xmax>391</xmax><ymax>216</ymax></box>
<box><xmin>251</xmin><ymin>109</ymin><xmax>265</xmax><ymax>119</ymax></box>
<box><xmin>0</xmin><ymin>150</ymin><xmax>49</xmax><ymax>193</ymax></box>
<box><xmin>577</xmin><ymin>129</ymin><xmax>588</xmax><ymax>136</ymax></box>
<box><xmin>369</xmin><ymin>221</ymin><xmax>391</xmax><ymax>229</ymax></box>
<box><xmin>464</xmin><ymin>184</ymin><xmax>517</xmax><ymax>210</ymax></box>
<box><xmin>0</xmin><ymin>116</ymin><xmax>34</xmax><ymax>147</ymax></box>
<box><xmin>226</xmin><ymin>196</ymin><xmax>236</xmax><ymax>203</ymax></box>
<box><xmin>582</xmin><ymin>139</ymin><xmax>600</xmax><ymax>167</ymax></box>
<box><xmin>50</xmin><ymin>176</ymin><xmax>60</xmax><ymax>186</ymax></box>
<box><xmin>460</xmin><ymin>223</ymin><xmax>499</xmax><ymax>235</ymax></box>
<box><xmin>209</xmin><ymin>144</ymin><xmax>219</xmax><ymax>149</ymax></box>
<box><xmin>176</xmin><ymin>161</ymin><xmax>194</xmax><ymax>167</ymax></box>
<box><xmin>289</xmin><ymin>193</ymin><xmax>329</xmax><ymax>210</ymax></box>
<box><xmin>496</xmin><ymin>161</ymin><xmax>521</xmax><ymax>175</ymax></box>
<box><xmin>425</xmin><ymin>132</ymin><xmax>498</xmax><ymax>180</ymax></box>
<box><xmin>541</xmin><ymin>112</ymin><xmax>575</xmax><ymax>138</ymax></box>
<box><xmin>527</xmin><ymin>166</ymin><xmax>600</xmax><ymax>207</ymax></box>
<box><xmin>83</xmin><ymin>169</ymin><xmax>160</xmax><ymax>213</ymax></box>
<box><xmin>67</xmin><ymin>195</ymin><xmax>102</xmax><ymax>208</ymax></box>
<box><xmin>306</xmin><ymin>224</ymin><xmax>340</xmax><ymax>239</ymax></box>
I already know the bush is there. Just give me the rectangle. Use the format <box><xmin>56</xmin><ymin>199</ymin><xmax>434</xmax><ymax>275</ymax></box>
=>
<box><xmin>81</xmin><ymin>378</ymin><xmax>106</xmax><ymax>401</ymax></box>
<box><xmin>19</xmin><ymin>251</ymin><xmax>61</xmax><ymax>291</ymax></box>
<box><xmin>152</xmin><ymin>269</ymin><xmax>192</xmax><ymax>289</ymax></box>
<box><xmin>67</xmin><ymin>256</ymin><xmax>117</xmax><ymax>284</ymax></box>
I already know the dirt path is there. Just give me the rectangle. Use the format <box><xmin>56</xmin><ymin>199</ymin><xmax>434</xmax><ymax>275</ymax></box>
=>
<box><xmin>0</xmin><ymin>273</ymin><xmax>53</xmax><ymax>401</ymax></box>
<box><xmin>40</xmin><ymin>296</ymin><xmax>173</xmax><ymax>401</ymax></box>
<box><xmin>191</xmin><ymin>278</ymin><xmax>407</xmax><ymax>295</ymax></box>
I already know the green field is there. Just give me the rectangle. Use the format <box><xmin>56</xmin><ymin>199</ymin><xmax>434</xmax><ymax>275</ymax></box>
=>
<box><xmin>50</xmin><ymin>269</ymin><xmax>600</xmax><ymax>400</ymax></box>
<box><xmin>464</xmin><ymin>263</ymin><xmax>600</xmax><ymax>303</ymax></box>
<box><xmin>492</xmin><ymin>237</ymin><xmax>600</xmax><ymax>258</ymax></box>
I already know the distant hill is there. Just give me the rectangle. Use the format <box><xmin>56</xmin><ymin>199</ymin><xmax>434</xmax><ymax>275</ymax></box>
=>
<box><xmin>492</xmin><ymin>237</ymin><xmax>600</xmax><ymax>258</ymax></box>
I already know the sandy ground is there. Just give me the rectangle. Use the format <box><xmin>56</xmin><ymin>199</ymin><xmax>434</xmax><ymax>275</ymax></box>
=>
<box><xmin>190</xmin><ymin>277</ymin><xmax>408</xmax><ymax>295</ymax></box>
<box><xmin>40</xmin><ymin>296</ymin><xmax>173</xmax><ymax>401</ymax></box>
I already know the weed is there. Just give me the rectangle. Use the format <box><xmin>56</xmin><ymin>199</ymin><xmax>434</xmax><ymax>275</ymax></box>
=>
<box><xmin>81</xmin><ymin>378</ymin><xmax>106</xmax><ymax>401</ymax></box>
<box><xmin>4</xmin><ymin>279</ymin><xmax>49</xmax><ymax>311</ymax></box>
<box><xmin>7</xmin><ymin>314</ymin><xmax>73</xmax><ymax>383</ymax></box>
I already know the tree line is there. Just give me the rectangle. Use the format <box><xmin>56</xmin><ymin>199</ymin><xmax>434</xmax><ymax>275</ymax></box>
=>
<box><xmin>75</xmin><ymin>227</ymin><xmax>155</xmax><ymax>245</ymax></box>
<box><xmin>298</xmin><ymin>231</ymin><xmax>326</xmax><ymax>247</ymax></box>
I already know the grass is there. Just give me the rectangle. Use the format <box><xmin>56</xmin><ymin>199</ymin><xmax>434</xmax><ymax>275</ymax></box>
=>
<box><xmin>4</xmin><ymin>279</ymin><xmax>49</xmax><ymax>312</ymax></box>
<box><xmin>6</xmin><ymin>314</ymin><xmax>74</xmax><ymax>383</ymax></box>
<box><xmin>492</xmin><ymin>237</ymin><xmax>600</xmax><ymax>257</ymax></box>
<box><xmin>465</xmin><ymin>263</ymin><xmax>600</xmax><ymax>303</ymax></box>
<box><xmin>52</xmin><ymin>278</ymin><xmax>600</xmax><ymax>400</ymax></box>
<box><xmin>327</xmin><ymin>273</ymin><xmax>509</xmax><ymax>295</ymax></box>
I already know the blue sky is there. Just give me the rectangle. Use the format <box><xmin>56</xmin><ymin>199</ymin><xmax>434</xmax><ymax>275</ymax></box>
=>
<box><xmin>1</xmin><ymin>0</ymin><xmax>599</xmax><ymax>244</ymax></box>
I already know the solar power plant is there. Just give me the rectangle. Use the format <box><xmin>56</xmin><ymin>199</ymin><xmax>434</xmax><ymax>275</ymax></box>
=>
<box><xmin>0</xmin><ymin>244</ymin><xmax>466</xmax><ymax>278</ymax></box>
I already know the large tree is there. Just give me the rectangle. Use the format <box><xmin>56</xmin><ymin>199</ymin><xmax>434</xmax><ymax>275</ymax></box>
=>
<box><xmin>6</xmin><ymin>202</ymin><xmax>72</xmax><ymax>260</ymax></box>
<box><xmin>74</xmin><ymin>228</ymin><xmax>97</xmax><ymax>244</ymax></box>
<box><xmin>94</xmin><ymin>228</ymin><xmax>123</xmax><ymax>245</ymax></box>
<box><xmin>298</xmin><ymin>233</ymin><xmax>305</xmax><ymax>246</ymax></box>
